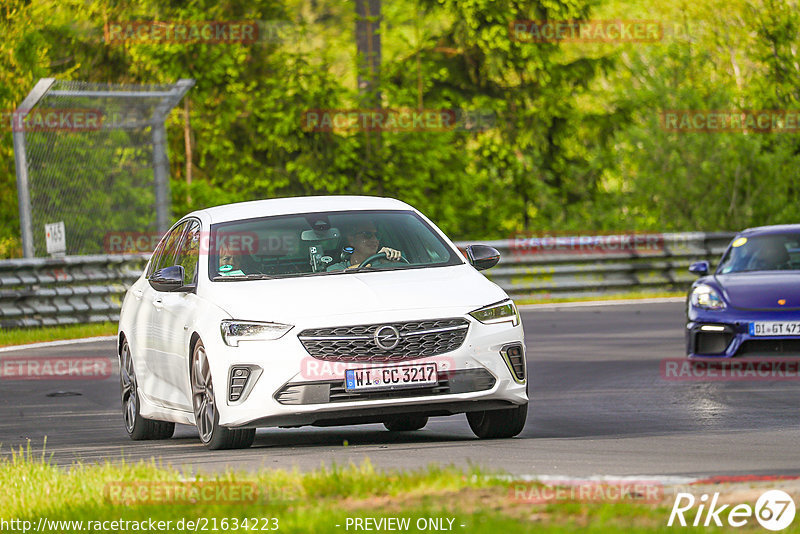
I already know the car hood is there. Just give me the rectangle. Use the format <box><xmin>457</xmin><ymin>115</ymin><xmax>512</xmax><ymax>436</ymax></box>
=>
<box><xmin>715</xmin><ymin>272</ymin><xmax>800</xmax><ymax>310</ymax></box>
<box><xmin>201</xmin><ymin>264</ymin><xmax>508</xmax><ymax>323</ymax></box>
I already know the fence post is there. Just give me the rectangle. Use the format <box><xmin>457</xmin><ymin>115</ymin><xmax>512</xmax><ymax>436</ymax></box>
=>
<box><xmin>151</xmin><ymin>79</ymin><xmax>195</xmax><ymax>233</ymax></box>
<box><xmin>13</xmin><ymin>78</ymin><xmax>56</xmax><ymax>258</ymax></box>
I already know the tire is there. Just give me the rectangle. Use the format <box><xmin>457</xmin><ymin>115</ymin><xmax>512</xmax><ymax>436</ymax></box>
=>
<box><xmin>119</xmin><ymin>339</ymin><xmax>175</xmax><ymax>440</ymax></box>
<box><xmin>466</xmin><ymin>403</ymin><xmax>528</xmax><ymax>439</ymax></box>
<box><xmin>383</xmin><ymin>415</ymin><xmax>428</xmax><ymax>432</ymax></box>
<box><xmin>191</xmin><ymin>340</ymin><xmax>255</xmax><ymax>450</ymax></box>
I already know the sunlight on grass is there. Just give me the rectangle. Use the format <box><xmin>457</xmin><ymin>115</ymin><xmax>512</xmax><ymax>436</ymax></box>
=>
<box><xmin>0</xmin><ymin>442</ymin><xmax>685</xmax><ymax>533</ymax></box>
<box><xmin>0</xmin><ymin>322</ymin><xmax>116</xmax><ymax>348</ymax></box>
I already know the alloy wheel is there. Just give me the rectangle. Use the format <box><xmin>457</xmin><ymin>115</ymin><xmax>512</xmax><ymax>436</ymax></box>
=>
<box><xmin>120</xmin><ymin>341</ymin><xmax>137</xmax><ymax>433</ymax></box>
<box><xmin>192</xmin><ymin>344</ymin><xmax>215</xmax><ymax>443</ymax></box>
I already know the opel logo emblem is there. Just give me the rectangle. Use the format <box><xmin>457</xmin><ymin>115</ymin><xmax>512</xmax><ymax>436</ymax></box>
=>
<box><xmin>374</xmin><ymin>325</ymin><xmax>400</xmax><ymax>350</ymax></box>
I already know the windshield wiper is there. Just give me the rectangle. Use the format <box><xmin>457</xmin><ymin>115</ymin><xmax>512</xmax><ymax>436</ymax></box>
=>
<box><xmin>212</xmin><ymin>273</ymin><xmax>278</xmax><ymax>281</ymax></box>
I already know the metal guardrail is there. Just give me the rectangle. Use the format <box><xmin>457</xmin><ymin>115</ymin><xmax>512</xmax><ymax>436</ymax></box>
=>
<box><xmin>461</xmin><ymin>232</ymin><xmax>734</xmax><ymax>300</ymax></box>
<box><xmin>0</xmin><ymin>232</ymin><xmax>734</xmax><ymax>329</ymax></box>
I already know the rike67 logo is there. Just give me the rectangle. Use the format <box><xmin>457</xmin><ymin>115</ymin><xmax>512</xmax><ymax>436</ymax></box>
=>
<box><xmin>668</xmin><ymin>490</ymin><xmax>796</xmax><ymax>531</ymax></box>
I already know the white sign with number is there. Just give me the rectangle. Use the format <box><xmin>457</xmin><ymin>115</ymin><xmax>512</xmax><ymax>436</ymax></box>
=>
<box><xmin>45</xmin><ymin>221</ymin><xmax>66</xmax><ymax>256</ymax></box>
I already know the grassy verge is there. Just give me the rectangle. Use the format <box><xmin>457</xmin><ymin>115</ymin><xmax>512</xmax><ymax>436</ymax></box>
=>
<box><xmin>0</xmin><ymin>448</ymin><xmax>734</xmax><ymax>534</ymax></box>
<box><xmin>0</xmin><ymin>322</ymin><xmax>116</xmax><ymax>348</ymax></box>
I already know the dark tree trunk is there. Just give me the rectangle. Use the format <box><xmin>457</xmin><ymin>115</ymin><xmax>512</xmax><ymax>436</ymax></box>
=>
<box><xmin>355</xmin><ymin>0</ymin><xmax>383</xmax><ymax>194</ymax></box>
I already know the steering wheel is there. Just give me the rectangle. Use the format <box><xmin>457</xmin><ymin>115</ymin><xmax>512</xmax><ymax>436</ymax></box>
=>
<box><xmin>353</xmin><ymin>251</ymin><xmax>410</xmax><ymax>271</ymax></box>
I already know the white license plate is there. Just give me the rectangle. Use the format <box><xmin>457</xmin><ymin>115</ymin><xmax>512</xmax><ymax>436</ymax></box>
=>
<box><xmin>749</xmin><ymin>321</ymin><xmax>800</xmax><ymax>336</ymax></box>
<box><xmin>344</xmin><ymin>363</ymin><xmax>438</xmax><ymax>392</ymax></box>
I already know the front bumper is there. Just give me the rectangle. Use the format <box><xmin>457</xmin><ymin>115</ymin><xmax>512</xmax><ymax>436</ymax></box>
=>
<box><xmin>205</xmin><ymin>313</ymin><xmax>527</xmax><ymax>428</ymax></box>
<box><xmin>687</xmin><ymin>306</ymin><xmax>800</xmax><ymax>358</ymax></box>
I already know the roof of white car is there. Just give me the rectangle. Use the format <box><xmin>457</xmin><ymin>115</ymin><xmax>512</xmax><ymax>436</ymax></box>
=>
<box><xmin>192</xmin><ymin>195</ymin><xmax>414</xmax><ymax>224</ymax></box>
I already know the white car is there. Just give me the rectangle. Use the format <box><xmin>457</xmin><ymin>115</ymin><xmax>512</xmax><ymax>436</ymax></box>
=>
<box><xmin>117</xmin><ymin>196</ymin><xmax>528</xmax><ymax>449</ymax></box>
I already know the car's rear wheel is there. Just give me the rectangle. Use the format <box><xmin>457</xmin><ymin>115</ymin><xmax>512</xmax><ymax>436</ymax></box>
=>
<box><xmin>191</xmin><ymin>340</ymin><xmax>255</xmax><ymax>450</ymax></box>
<box><xmin>383</xmin><ymin>415</ymin><xmax>428</xmax><ymax>432</ymax></box>
<box><xmin>466</xmin><ymin>403</ymin><xmax>528</xmax><ymax>439</ymax></box>
<box><xmin>120</xmin><ymin>339</ymin><xmax>175</xmax><ymax>440</ymax></box>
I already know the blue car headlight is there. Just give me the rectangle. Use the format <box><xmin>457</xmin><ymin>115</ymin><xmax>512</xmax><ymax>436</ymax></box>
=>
<box><xmin>690</xmin><ymin>284</ymin><xmax>726</xmax><ymax>310</ymax></box>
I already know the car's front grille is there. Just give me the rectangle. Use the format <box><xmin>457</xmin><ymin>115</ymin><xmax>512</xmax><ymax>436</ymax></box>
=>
<box><xmin>298</xmin><ymin>318</ymin><xmax>469</xmax><ymax>362</ymax></box>
<box><xmin>738</xmin><ymin>339</ymin><xmax>800</xmax><ymax>356</ymax></box>
<box><xmin>274</xmin><ymin>369</ymin><xmax>496</xmax><ymax>405</ymax></box>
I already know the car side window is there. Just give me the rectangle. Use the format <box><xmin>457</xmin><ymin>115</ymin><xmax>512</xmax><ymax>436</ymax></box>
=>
<box><xmin>146</xmin><ymin>233</ymin><xmax>169</xmax><ymax>278</ymax></box>
<box><xmin>175</xmin><ymin>220</ymin><xmax>201</xmax><ymax>286</ymax></box>
<box><xmin>150</xmin><ymin>222</ymin><xmax>187</xmax><ymax>277</ymax></box>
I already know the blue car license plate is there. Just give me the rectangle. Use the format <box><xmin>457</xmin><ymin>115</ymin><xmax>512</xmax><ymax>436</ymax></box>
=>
<box><xmin>750</xmin><ymin>321</ymin><xmax>800</xmax><ymax>336</ymax></box>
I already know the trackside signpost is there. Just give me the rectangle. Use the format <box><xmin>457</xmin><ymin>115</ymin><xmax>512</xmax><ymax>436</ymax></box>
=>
<box><xmin>44</xmin><ymin>221</ymin><xmax>66</xmax><ymax>257</ymax></box>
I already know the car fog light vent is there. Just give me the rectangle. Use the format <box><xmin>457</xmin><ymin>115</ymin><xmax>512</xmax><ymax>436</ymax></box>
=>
<box><xmin>695</xmin><ymin>332</ymin><xmax>732</xmax><ymax>355</ymax></box>
<box><xmin>229</xmin><ymin>367</ymin><xmax>252</xmax><ymax>403</ymax></box>
<box><xmin>501</xmin><ymin>344</ymin><xmax>526</xmax><ymax>382</ymax></box>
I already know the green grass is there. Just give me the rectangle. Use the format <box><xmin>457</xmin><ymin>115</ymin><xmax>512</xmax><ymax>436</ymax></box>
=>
<box><xmin>0</xmin><ymin>445</ymin><xmax>748</xmax><ymax>533</ymax></box>
<box><xmin>0</xmin><ymin>322</ymin><xmax>116</xmax><ymax>348</ymax></box>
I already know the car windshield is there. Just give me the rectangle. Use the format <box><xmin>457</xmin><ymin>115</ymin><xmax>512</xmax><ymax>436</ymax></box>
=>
<box><xmin>717</xmin><ymin>233</ymin><xmax>800</xmax><ymax>274</ymax></box>
<box><xmin>209</xmin><ymin>210</ymin><xmax>462</xmax><ymax>280</ymax></box>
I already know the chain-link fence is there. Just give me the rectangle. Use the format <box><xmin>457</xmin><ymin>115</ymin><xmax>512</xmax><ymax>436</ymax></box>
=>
<box><xmin>13</xmin><ymin>78</ymin><xmax>194</xmax><ymax>257</ymax></box>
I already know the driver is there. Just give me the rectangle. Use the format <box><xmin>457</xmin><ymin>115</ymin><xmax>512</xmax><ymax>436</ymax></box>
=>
<box><xmin>326</xmin><ymin>221</ymin><xmax>403</xmax><ymax>271</ymax></box>
<box><xmin>750</xmin><ymin>238</ymin><xmax>790</xmax><ymax>270</ymax></box>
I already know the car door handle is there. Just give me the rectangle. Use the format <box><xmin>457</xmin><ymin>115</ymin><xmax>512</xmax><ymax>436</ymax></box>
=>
<box><xmin>133</xmin><ymin>289</ymin><xmax>143</xmax><ymax>299</ymax></box>
<box><xmin>152</xmin><ymin>298</ymin><xmax>164</xmax><ymax>310</ymax></box>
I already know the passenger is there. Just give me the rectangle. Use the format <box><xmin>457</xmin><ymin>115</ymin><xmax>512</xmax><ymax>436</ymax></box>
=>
<box><xmin>326</xmin><ymin>222</ymin><xmax>403</xmax><ymax>271</ymax></box>
<box><xmin>218</xmin><ymin>242</ymin><xmax>246</xmax><ymax>276</ymax></box>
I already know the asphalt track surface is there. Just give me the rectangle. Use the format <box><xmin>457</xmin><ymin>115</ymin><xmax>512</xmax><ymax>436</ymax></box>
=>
<box><xmin>1</xmin><ymin>301</ymin><xmax>798</xmax><ymax>477</ymax></box>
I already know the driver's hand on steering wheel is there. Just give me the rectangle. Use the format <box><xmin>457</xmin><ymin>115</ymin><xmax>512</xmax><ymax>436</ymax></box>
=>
<box><xmin>379</xmin><ymin>247</ymin><xmax>402</xmax><ymax>261</ymax></box>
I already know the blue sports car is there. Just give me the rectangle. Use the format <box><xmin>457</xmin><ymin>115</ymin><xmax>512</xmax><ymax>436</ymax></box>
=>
<box><xmin>686</xmin><ymin>225</ymin><xmax>800</xmax><ymax>358</ymax></box>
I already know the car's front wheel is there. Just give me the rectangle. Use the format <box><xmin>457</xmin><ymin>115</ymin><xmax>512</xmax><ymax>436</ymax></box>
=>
<box><xmin>466</xmin><ymin>403</ymin><xmax>528</xmax><ymax>439</ymax></box>
<box><xmin>191</xmin><ymin>340</ymin><xmax>255</xmax><ymax>450</ymax></box>
<box><xmin>120</xmin><ymin>339</ymin><xmax>175</xmax><ymax>440</ymax></box>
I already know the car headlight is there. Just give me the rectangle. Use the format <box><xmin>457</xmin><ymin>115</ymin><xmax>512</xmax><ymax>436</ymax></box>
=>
<box><xmin>469</xmin><ymin>300</ymin><xmax>520</xmax><ymax>326</ymax></box>
<box><xmin>691</xmin><ymin>284</ymin><xmax>726</xmax><ymax>310</ymax></box>
<box><xmin>220</xmin><ymin>320</ymin><xmax>294</xmax><ymax>346</ymax></box>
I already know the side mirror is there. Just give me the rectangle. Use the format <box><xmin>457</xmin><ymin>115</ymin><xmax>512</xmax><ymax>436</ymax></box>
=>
<box><xmin>149</xmin><ymin>265</ymin><xmax>185</xmax><ymax>292</ymax></box>
<box><xmin>689</xmin><ymin>261</ymin><xmax>710</xmax><ymax>276</ymax></box>
<box><xmin>466</xmin><ymin>244</ymin><xmax>500</xmax><ymax>271</ymax></box>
